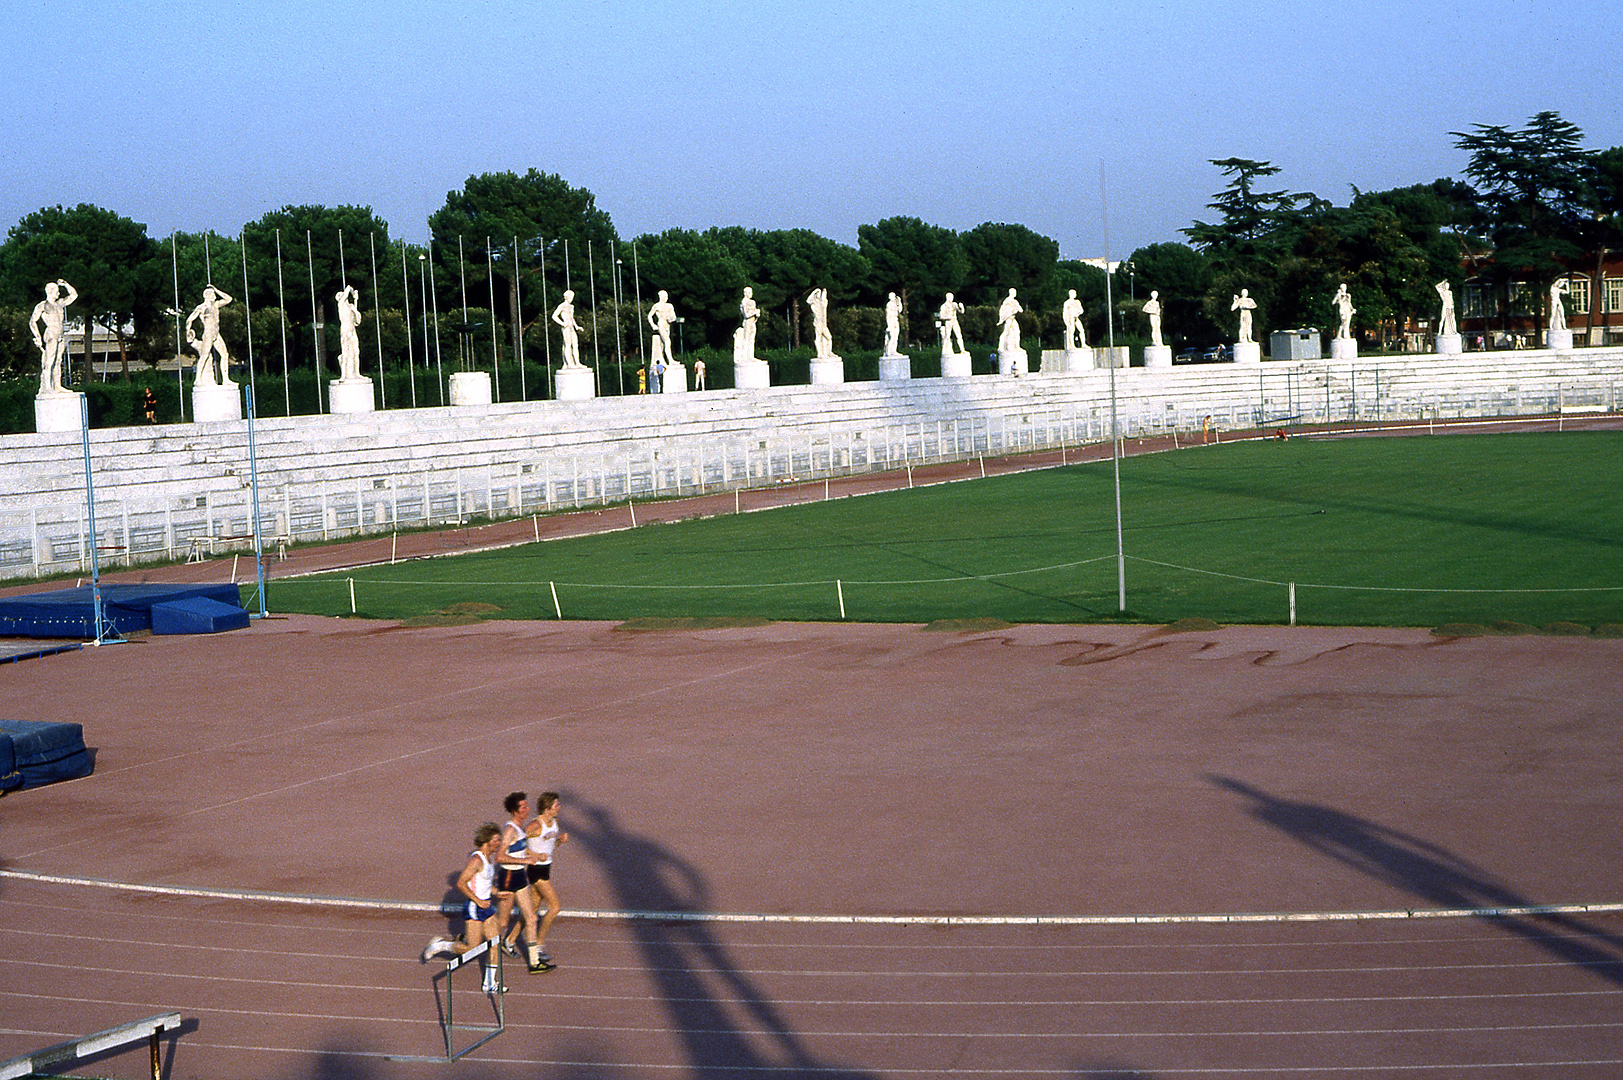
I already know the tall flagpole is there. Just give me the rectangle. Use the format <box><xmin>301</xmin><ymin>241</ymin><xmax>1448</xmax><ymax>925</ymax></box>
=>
<box><xmin>370</xmin><ymin>233</ymin><xmax>386</xmax><ymax>409</ymax></box>
<box><xmin>275</xmin><ymin>229</ymin><xmax>290</xmax><ymax>415</ymax></box>
<box><xmin>1103</xmin><ymin>164</ymin><xmax>1125</xmax><ymax>613</ymax></box>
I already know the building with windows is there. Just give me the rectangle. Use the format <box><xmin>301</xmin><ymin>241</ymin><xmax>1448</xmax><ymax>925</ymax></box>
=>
<box><xmin>1460</xmin><ymin>253</ymin><xmax>1623</xmax><ymax>348</ymax></box>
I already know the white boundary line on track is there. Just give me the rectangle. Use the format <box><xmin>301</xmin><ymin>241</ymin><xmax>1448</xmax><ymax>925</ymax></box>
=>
<box><xmin>4</xmin><ymin>869</ymin><xmax>1620</xmax><ymax>926</ymax></box>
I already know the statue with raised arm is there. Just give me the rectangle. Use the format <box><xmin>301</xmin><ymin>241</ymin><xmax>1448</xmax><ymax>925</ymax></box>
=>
<box><xmin>1061</xmin><ymin>289</ymin><xmax>1086</xmax><ymax>350</ymax></box>
<box><xmin>1231</xmin><ymin>289</ymin><xmax>1256</xmax><ymax>344</ymax></box>
<box><xmin>29</xmin><ymin>279</ymin><xmax>78</xmax><ymax>395</ymax></box>
<box><xmin>335</xmin><ymin>284</ymin><xmax>364</xmax><ymax>381</ymax></box>
<box><xmin>552</xmin><ymin>289</ymin><xmax>585</xmax><ymax>367</ymax></box>
<box><xmin>1143</xmin><ymin>290</ymin><xmax>1164</xmax><ymax>347</ymax></box>
<box><xmin>1549</xmin><ymin>278</ymin><xmax>1568</xmax><ymax>333</ymax></box>
<box><xmin>1331</xmin><ymin>283</ymin><xmax>1356</xmax><ymax>340</ymax></box>
<box><xmin>1435</xmin><ymin>281</ymin><xmax>1457</xmax><ymax>338</ymax></box>
<box><xmin>738</xmin><ymin>287</ymin><xmax>760</xmax><ymax>360</ymax></box>
<box><xmin>998</xmin><ymin>288</ymin><xmax>1023</xmax><ymax>352</ymax></box>
<box><xmin>647</xmin><ymin>290</ymin><xmax>677</xmax><ymax>368</ymax></box>
<box><xmin>883</xmin><ymin>292</ymin><xmax>902</xmax><ymax>356</ymax></box>
<box><xmin>185</xmin><ymin>285</ymin><xmax>236</xmax><ymax>387</ymax></box>
<box><xmin>806</xmin><ymin>287</ymin><xmax>838</xmax><ymax>359</ymax></box>
<box><xmin>937</xmin><ymin>293</ymin><xmax>966</xmax><ymax>356</ymax></box>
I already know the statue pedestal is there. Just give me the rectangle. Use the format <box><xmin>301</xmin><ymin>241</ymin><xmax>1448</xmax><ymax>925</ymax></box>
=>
<box><xmin>329</xmin><ymin>378</ymin><xmax>376</xmax><ymax>413</ymax></box>
<box><xmin>809</xmin><ymin>357</ymin><xmax>845</xmax><ymax>385</ymax></box>
<box><xmin>1434</xmin><ymin>333</ymin><xmax>1463</xmax><ymax>356</ymax></box>
<box><xmin>1546</xmin><ymin>329</ymin><xmax>1574</xmax><ymax>351</ymax></box>
<box><xmin>193</xmin><ymin>383</ymin><xmax>242</xmax><ymax>423</ymax></box>
<box><xmin>878</xmin><ymin>355</ymin><xmax>911</xmax><ymax>381</ymax></box>
<box><xmin>1329</xmin><ymin>338</ymin><xmax>1358</xmax><ymax>361</ymax></box>
<box><xmin>449</xmin><ymin>371</ymin><xmax>491</xmax><ymax>406</ymax></box>
<box><xmin>555</xmin><ymin>366</ymin><xmax>595</xmax><ymax>401</ymax></box>
<box><xmin>661</xmin><ymin>362</ymin><xmax>688</xmax><ymax>393</ymax></box>
<box><xmin>1232</xmin><ymin>342</ymin><xmax>1262</xmax><ymax>365</ymax></box>
<box><xmin>940</xmin><ymin>351</ymin><xmax>973</xmax><ymax>378</ymax></box>
<box><xmin>34</xmin><ymin>391</ymin><xmax>83</xmax><ymax>433</ymax></box>
<box><xmin>735</xmin><ymin>358</ymin><xmax>771</xmax><ymax>389</ymax></box>
<box><xmin>996</xmin><ymin>347</ymin><xmax>1028</xmax><ymax>376</ymax></box>
<box><xmin>1143</xmin><ymin>344</ymin><xmax>1173</xmax><ymax>370</ymax></box>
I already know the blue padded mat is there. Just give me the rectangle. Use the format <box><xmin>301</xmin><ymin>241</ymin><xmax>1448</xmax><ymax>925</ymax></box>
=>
<box><xmin>0</xmin><ymin>718</ymin><xmax>92</xmax><ymax>790</ymax></box>
<box><xmin>151</xmin><ymin>596</ymin><xmax>251</xmax><ymax>635</ymax></box>
<box><xmin>0</xmin><ymin>583</ymin><xmax>243</xmax><ymax>638</ymax></box>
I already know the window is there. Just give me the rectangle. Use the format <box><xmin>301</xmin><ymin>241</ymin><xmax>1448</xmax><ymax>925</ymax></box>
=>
<box><xmin>1508</xmin><ymin>281</ymin><xmax>1533</xmax><ymax>317</ymax></box>
<box><xmin>1463</xmin><ymin>283</ymin><xmax>1492</xmax><ymax>319</ymax></box>
<box><xmin>1605</xmin><ymin>277</ymin><xmax>1623</xmax><ymax>314</ymax></box>
<box><xmin>1566</xmin><ymin>276</ymin><xmax>1590</xmax><ymax>316</ymax></box>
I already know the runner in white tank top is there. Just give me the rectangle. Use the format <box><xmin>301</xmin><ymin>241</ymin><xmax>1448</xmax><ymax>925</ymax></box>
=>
<box><xmin>421</xmin><ymin>824</ymin><xmax>508</xmax><ymax>993</ymax></box>
<box><xmin>522</xmin><ymin>792</ymin><xmax>569</xmax><ymax>967</ymax></box>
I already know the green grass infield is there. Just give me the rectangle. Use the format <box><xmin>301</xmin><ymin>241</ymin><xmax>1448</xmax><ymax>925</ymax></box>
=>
<box><xmin>262</xmin><ymin>431</ymin><xmax>1623</xmax><ymax>629</ymax></box>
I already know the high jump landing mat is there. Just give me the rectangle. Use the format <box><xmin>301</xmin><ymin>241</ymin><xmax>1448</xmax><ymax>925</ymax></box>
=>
<box><xmin>0</xmin><ymin>582</ymin><xmax>244</xmax><ymax>638</ymax></box>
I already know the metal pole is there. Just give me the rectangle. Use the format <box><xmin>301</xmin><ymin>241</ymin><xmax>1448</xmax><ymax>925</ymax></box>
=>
<box><xmin>513</xmin><ymin>235</ymin><xmax>526</xmax><ymax>401</ymax></box>
<box><xmin>1102</xmin><ymin>165</ymin><xmax>1125</xmax><ymax>613</ymax></box>
<box><xmin>239</xmin><ymin>231</ymin><xmax>256</xmax><ymax>395</ymax></box>
<box><xmin>541</xmin><ymin>238</ymin><xmax>552</xmax><ymax>398</ymax></box>
<box><xmin>611</xmin><ymin>242</ymin><xmax>624</xmax><ymax>395</ymax></box>
<box><xmin>245</xmin><ymin>386</ymin><xmax>268</xmax><ymax>618</ymax></box>
<box><xmin>171</xmin><ymin>234</ymin><xmax>186</xmax><ymax>421</ymax></box>
<box><xmin>458</xmin><ymin>235</ymin><xmax>469</xmax><ymax>372</ymax></box>
<box><xmin>632</xmin><ymin>239</ymin><xmax>646</xmax><ymax>367</ymax></box>
<box><xmin>428</xmin><ymin>243</ymin><xmax>444</xmax><ymax>403</ymax></box>
<box><xmin>370</xmin><ymin>233</ymin><xmax>386</xmax><ymax>409</ymax></box>
<box><xmin>276</xmin><ymin>229</ymin><xmax>290</xmax><ymax>415</ymax></box>
<box><xmin>401</xmin><ymin>240</ymin><xmax>416</xmax><ymax>407</ymax></box>
<box><xmin>307</xmin><ymin>230</ymin><xmax>324</xmax><ymax>413</ymax></box>
<box><xmin>78</xmin><ymin>395</ymin><xmax>118</xmax><ymax>645</ymax></box>
<box><xmin>587</xmin><ymin>239</ymin><xmax>601</xmax><ymax>388</ymax></box>
<box><xmin>487</xmin><ymin>236</ymin><xmax>500</xmax><ymax>400</ymax></box>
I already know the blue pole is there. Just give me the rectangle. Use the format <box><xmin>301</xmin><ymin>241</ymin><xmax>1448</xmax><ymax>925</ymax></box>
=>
<box><xmin>78</xmin><ymin>395</ymin><xmax>119</xmax><ymax>644</ymax></box>
<box><xmin>245</xmin><ymin>385</ymin><xmax>268</xmax><ymax>617</ymax></box>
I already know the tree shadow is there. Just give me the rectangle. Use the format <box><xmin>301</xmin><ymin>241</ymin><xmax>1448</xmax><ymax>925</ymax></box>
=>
<box><xmin>563</xmin><ymin>789</ymin><xmax>879</xmax><ymax>1079</ymax></box>
<box><xmin>1207</xmin><ymin>775</ymin><xmax>1623</xmax><ymax>983</ymax></box>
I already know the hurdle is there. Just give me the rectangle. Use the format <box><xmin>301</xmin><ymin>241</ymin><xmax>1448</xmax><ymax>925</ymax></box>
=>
<box><xmin>0</xmin><ymin>1012</ymin><xmax>183</xmax><ymax>1080</ymax></box>
<box><xmin>433</xmin><ymin>938</ymin><xmax>504</xmax><ymax>1061</ymax></box>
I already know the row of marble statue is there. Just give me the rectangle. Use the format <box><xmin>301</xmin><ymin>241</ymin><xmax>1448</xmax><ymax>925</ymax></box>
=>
<box><xmin>28</xmin><ymin>278</ymin><xmax>369</xmax><ymax>396</ymax></box>
<box><xmin>25</xmin><ymin>271</ymin><xmax>1582</xmax><ymax>398</ymax></box>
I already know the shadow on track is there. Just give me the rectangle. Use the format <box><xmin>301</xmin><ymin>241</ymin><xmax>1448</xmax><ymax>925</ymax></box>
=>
<box><xmin>1208</xmin><ymin>775</ymin><xmax>1623</xmax><ymax>985</ymax></box>
<box><xmin>562</xmin><ymin>790</ymin><xmax>879</xmax><ymax>1080</ymax></box>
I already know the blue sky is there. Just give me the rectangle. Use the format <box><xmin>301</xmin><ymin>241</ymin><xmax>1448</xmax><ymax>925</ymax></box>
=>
<box><xmin>4</xmin><ymin>0</ymin><xmax>1619</xmax><ymax>261</ymax></box>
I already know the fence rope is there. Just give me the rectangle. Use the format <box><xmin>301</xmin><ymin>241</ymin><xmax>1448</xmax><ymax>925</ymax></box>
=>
<box><xmin>1125</xmin><ymin>555</ymin><xmax>1623</xmax><ymax>594</ymax></box>
<box><xmin>275</xmin><ymin>552</ymin><xmax>1619</xmax><ymax>597</ymax></box>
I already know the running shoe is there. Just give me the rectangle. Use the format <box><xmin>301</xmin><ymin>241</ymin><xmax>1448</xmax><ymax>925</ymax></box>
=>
<box><xmin>527</xmin><ymin>958</ymin><xmax>556</xmax><ymax>974</ymax></box>
<box><xmin>537</xmin><ymin>948</ymin><xmax>554</xmax><ymax>964</ymax></box>
<box><xmin>421</xmin><ymin>936</ymin><xmax>453</xmax><ymax>962</ymax></box>
<box><xmin>501</xmin><ymin>939</ymin><xmax>518</xmax><ymax>958</ymax></box>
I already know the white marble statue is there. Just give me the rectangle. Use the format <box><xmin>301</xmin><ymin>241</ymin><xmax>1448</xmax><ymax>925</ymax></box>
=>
<box><xmin>648</xmin><ymin>289</ymin><xmax>677</xmax><ymax>368</ymax></box>
<box><xmin>1231</xmin><ymin>289</ymin><xmax>1257</xmax><ymax>344</ymax></box>
<box><xmin>738</xmin><ymin>287</ymin><xmax>760</xmax><ymax>360</ymax></box>
<box><xmin>1061</xmin><ymin>289</ymin><xmax>1086</xmax><ymax>350</ymax></box>
<box><xmin>552</xmin><ymin>289</ymin><xmax>585</xmax><ymax>368</ymax></box>
<box><xmin>883</xmin><ymin>292</ymin><xmax>902</xmax><ymax>356</ymax></box>
<box><xmin>1435</xmin><ymin>281</ymin><xmax>1457</xmax><ymax>338</ymax></box>
<box><xmin>29</xmin><ymin>279</ymin><xmax>78</xmax><ymax>395</ymax></box>
<box><xmin>1331</xmin><ymin>283</ymin><xmax>1355</xmax><ymax>341</ymax></box>
<box><xmin>185</xmin><ymin>285</ymin><xmax>236</xmax><ymax>387</ymax></box>
<box><xmin>1549</xmin><ymin>278</ymin><xmax>1568</xmax><ymax>333</ymax></box>
<box><xmin>806</xmin><ymin>287</ymin><xmax>838</xmax><ymax>359</ymax></box>
<box><xmin>1143</xmin><ymin>290</ymin><xmax>1164</xmax><ymax>347</ymax></box>
<box><xmin>335</xmin><ymin>284</ymin><xmax>364</xmax><ymax>381</ymax></box>
<box><xmin>937</xmin><ymin>293</ymin><xmax>966</xmax><ymax>356</ymax></box>
<box><xmin>997</xmin><ymin>289</ymin><xmax>1025</xmax><ymax>356</ymax></box>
